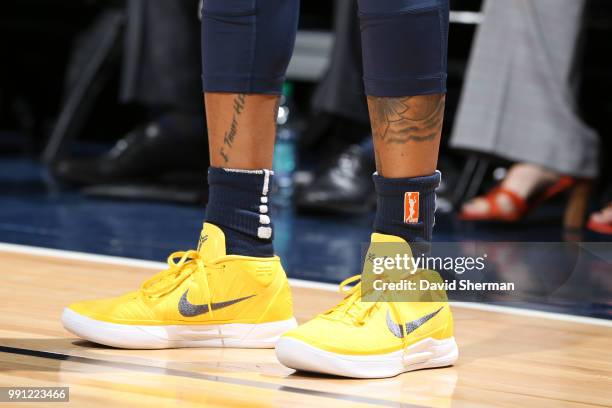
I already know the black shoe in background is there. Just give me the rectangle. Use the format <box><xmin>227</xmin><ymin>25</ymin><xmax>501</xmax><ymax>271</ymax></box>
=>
<box><xmin>296</xmin><ymin>143</ymin><xmax>376</xmax><ymax>215</ymax></box>
<box><xmin>299</xmin><ymin>113</ymin><xmax>371</xmax><ymax>168</ymax></box>
<box><xmin>53</xmin><ymin>112</ymin><xmax>208</xmax><ymax>186</ymax></box>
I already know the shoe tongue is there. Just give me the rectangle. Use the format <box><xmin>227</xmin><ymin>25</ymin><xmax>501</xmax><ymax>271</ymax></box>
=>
<box><xmin>197</xmin><ymin>223</ymin><xmax>227</xmax><ymax>259</ymax></box>
<box><xmin>362</xmin><ymin>233</ymin><xmax>415</xmax><ymax>302</ymax></box>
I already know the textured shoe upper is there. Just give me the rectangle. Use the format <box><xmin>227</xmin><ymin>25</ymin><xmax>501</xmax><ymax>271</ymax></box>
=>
<box><xmin>281</xmin><ymin>233</ymin><xmax>453</xmax><ymax>355</ymax></box>
<box><xmin>68</xmin><ymin>223</ymin><xmax>293</xmax><ymax>325</ymax></box>
<box><xmin>283</xmin><ymin>298</ymin><xmax>451</xmax><ymax>355</ymax></box>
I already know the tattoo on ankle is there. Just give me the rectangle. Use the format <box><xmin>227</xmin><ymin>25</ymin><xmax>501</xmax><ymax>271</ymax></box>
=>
<box><xmin>368</xmin><ymin>94</ymin><xmax>445</xmax><ymax>145</ymax></box>
<box><xmin>219</xmin><ymin>94</ymin><xmax>247</xmax><ymax>163</ymax></box>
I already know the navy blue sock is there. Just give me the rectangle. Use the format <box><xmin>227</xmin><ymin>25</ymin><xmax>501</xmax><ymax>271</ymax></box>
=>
<box><xmin>205</xmin><ymin>167</ymin><xmax>274</xmax><ymax>257</ymax></box>
<box><xmin>373</xmin><ymin>171</ymin><xmax>441</xmax><ymax>250</ymax></box>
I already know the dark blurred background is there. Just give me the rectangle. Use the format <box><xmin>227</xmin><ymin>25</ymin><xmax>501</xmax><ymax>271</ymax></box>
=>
<box><xmin>1</xmin><ymin>1</ymin><xmax>610</xmax><ymax>155</ymax></box>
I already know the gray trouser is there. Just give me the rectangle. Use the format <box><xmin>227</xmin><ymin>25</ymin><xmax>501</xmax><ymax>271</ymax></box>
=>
<box><xmin>450</xmin><ymin>0</ymin><xmax>599</xmax><ymax>178</ymax></box>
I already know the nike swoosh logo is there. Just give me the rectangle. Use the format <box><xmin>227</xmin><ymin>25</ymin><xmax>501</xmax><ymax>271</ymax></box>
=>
<box><xmin>178</xmin><ymin>290</ymin><xmax>255</xmax><ymax>317</ymax></box>
<box><xmin>386</xmin><ymin>307</ymin><xmax>443</xmax><ymax>339</ymax></box>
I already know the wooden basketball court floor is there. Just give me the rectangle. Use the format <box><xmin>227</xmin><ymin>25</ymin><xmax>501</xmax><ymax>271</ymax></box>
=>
<box><xmin>1</xmin><ymin>242</ymin><xmax>610</xmax><ymax>407</ymax></box>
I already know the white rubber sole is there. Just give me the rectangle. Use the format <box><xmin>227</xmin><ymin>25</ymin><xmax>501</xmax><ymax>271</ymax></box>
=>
<box><xmin>62</xmin><ymin>308</ymin><xmax>297</xmax><ymax>349</ymax></box>
<box><xmin>275</xmin><ymin>336</ymin><xmax>458</xmax><ymax>378</ymax></box>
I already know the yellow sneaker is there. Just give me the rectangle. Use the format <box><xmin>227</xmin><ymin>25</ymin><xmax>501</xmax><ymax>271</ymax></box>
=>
<box><xmin>275</xmin><ymin>233</ymin><xmax>458</xmax><ymax>378</ymax></box>
<box><xmin>62</xmin><ymin>223</ymin><xmax>297</xmax><ymax>349</ymax></box>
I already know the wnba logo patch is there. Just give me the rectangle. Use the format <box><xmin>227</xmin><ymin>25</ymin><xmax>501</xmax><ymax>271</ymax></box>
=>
<box><xmin>404</xmin><ymin>192</ymin><xmax>419</xmax><ymax>224</ymax></box>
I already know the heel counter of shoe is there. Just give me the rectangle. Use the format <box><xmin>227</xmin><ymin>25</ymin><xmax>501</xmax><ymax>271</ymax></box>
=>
<box><xmin>259</xmin><ymin>259</ymin><xmax>294</xmax><ymax>322</ymax></box>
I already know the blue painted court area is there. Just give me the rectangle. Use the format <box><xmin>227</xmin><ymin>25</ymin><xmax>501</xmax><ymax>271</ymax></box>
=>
<box><xmin>0</xmin><ymin>158</ymin><xmax>372</xmax><ymax>282</ymax></box>
<box><xmin>0</xmin><ymin>157</ymin><xmax>610</xmax><ymax>319</ymax></box>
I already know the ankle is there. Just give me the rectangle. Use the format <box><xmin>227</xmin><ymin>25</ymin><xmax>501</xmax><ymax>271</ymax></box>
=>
<box><xmin>373</xmin><ymin>171</ymin><xmax>440</xmax><ymax>246</ymax></box>
<box><xmin>502</xmin><ymin>163</ymin><xmax>559</xmax><ymax>198</ymax></box>
<box><xmin>222</xmin><ymin>227</ymin><xmax>274</xmax><ymax>257</ymax></box>
<box><xmin>205</xmin><ymin>167</ymin><xmax>274</xmax><ymax>257</ymax></box>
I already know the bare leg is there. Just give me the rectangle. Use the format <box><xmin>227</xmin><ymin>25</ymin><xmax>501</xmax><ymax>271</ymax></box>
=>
<box><xmin>205</xmin><ymin>93</ymin><xmax>279</xmax><ymax>169</ymax></box>
<box><xmin>368</xmin><ymin>94</ymin><xmax>445</xmax><ymax>178</ymax></box>
<box><xmin>590</xmin><ymin>202</ymin><xmax>612</xmax><ymax>225</ymax></box>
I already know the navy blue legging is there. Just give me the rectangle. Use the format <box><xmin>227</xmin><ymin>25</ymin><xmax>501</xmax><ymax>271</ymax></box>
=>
<box><xmin>201</xmin><ymin>0</ymin><xmax>449</xmax><ymax>97</ymax></box>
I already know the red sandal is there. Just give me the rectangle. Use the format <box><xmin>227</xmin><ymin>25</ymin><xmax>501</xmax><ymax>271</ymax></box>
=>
<box><xmin>459</xmin><ymin>176</ymin><xmax>578</xmax><ymax>223</ymax></box>
<box><xmin>587</xmin><ymin>206</ymin><xmax>612</xmax><ymax>235</ymax></box>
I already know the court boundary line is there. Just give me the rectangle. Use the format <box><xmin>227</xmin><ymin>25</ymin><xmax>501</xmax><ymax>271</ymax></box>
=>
<box><xmin>1</xmin><ymin>242</ymin><xmax>610</xmax><ymax>328</ymax></box>
<box><xmin>0</xmin><ymin>345</ymin><xmax>416</xmax><ymax>408</ymax></box>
